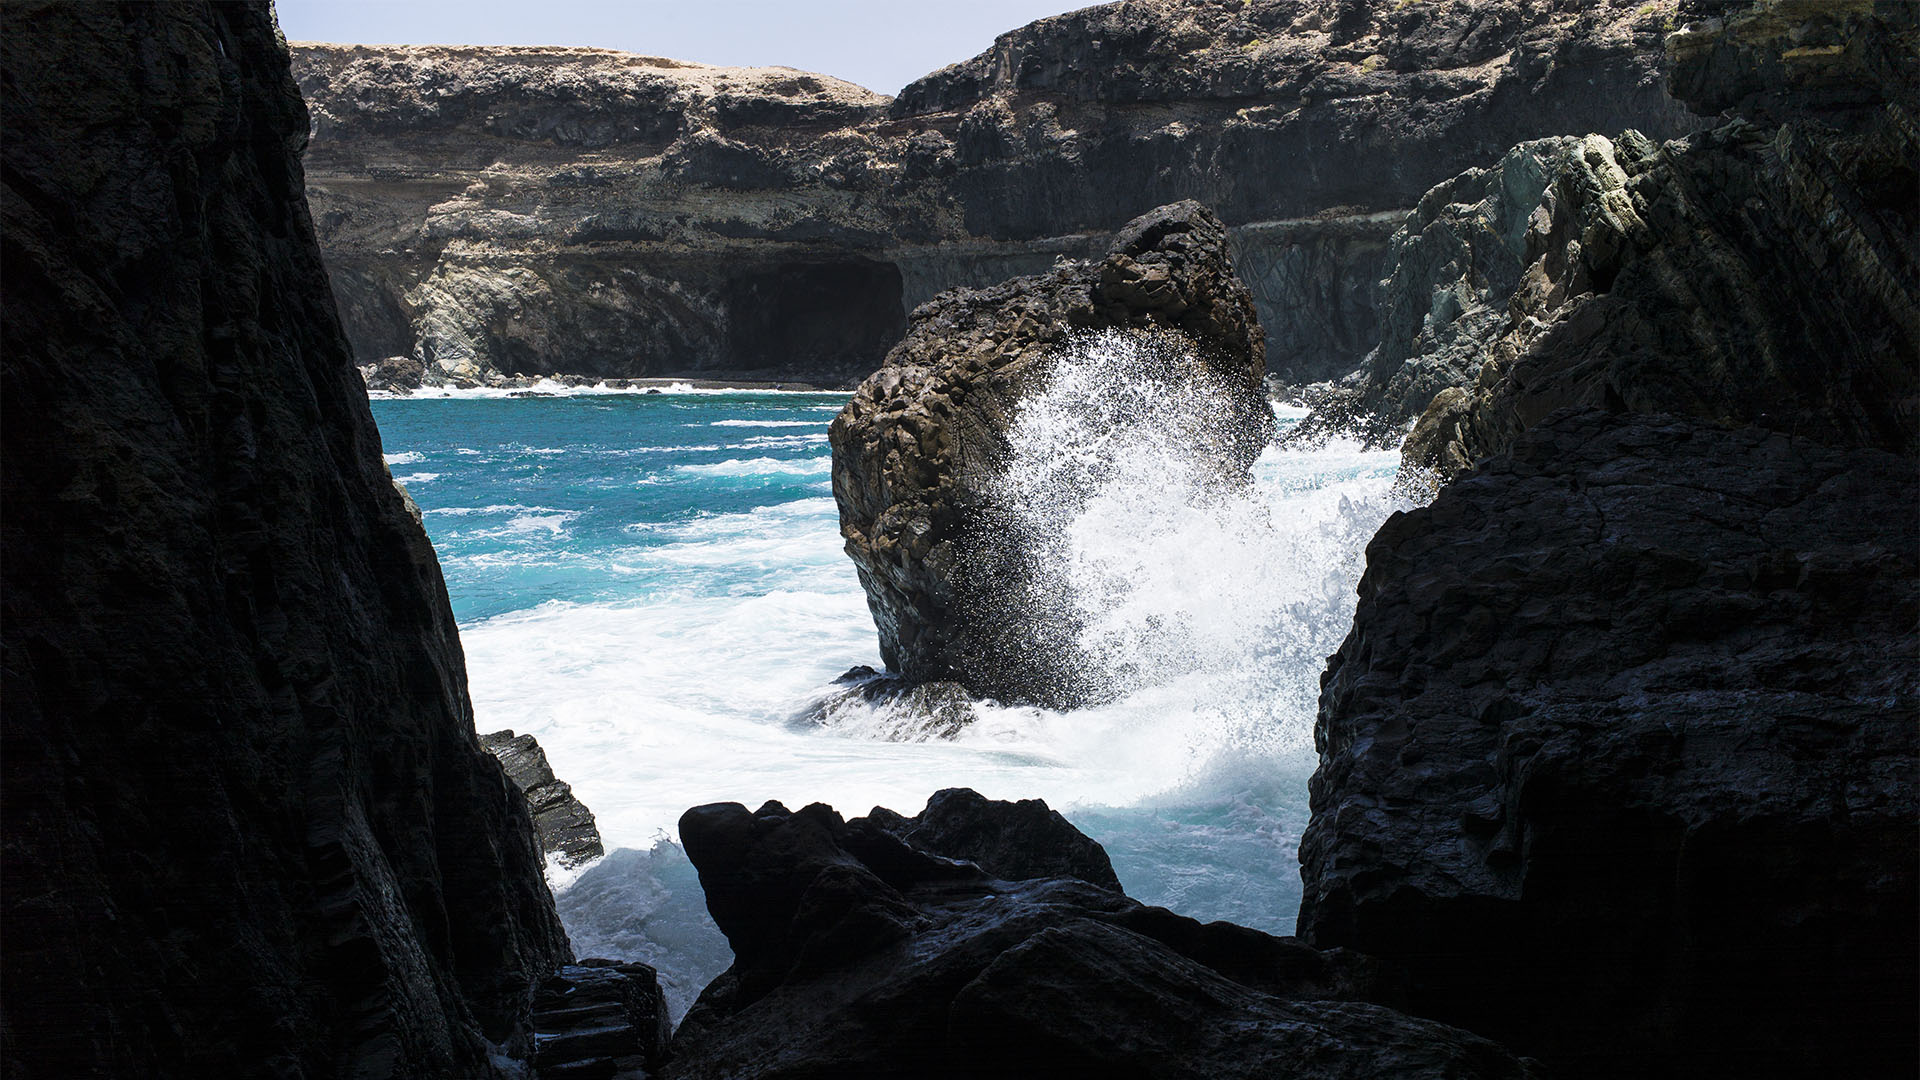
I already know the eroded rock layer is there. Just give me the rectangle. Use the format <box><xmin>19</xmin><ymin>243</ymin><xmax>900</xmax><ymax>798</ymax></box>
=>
<box><xmin>829</xmin><ymin>201</ymin><xmax>1270</xmax><ymax>705</ymax></box>
<box><xmin>0</xmin><ymin>4</ymin><xmax>568</xmax><ymax>1074</ymax></box>
<box><xmin>291</xmin><ymin>0</ymin><xmax>1704</xmax><ymax>388</ymax></box>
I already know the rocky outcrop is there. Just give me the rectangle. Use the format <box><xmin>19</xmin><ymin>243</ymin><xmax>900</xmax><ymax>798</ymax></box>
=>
<box><xmin>291</xmin><ymin>1</ymin><xmax>1704</xmax><ymax>388</ymax></box>
<box><xmin>667</xmin><ymin>793</ymin><xmax>1536</xmax><ymax>1079</ymax></box>
<box><xmin>0</xmin><ymin>4</ymin><xmax>569</xmax><ymax>1075</ymax></box>
<box><xmin>868</xmin><ymin>787</ymin><xmax>1124</xmax><ymax>893</ymax></box>
<box><xmin>830</xmin><ymin>201</ymin><xmax>1270</xmax><ymax>705</ymax></box>
<box><xmin>532</xmin><ymin>961</ymin><xmax>672</xmax><ymax>1080</ymax></box>
<box><xmin>1299</xmin><ymin>409</ymin><xmax>1918</xmax><ymax>1075</ymax></box>
<box><xmin>483</xmin><ymin>730</ymin><xmax>607</xmax><ymax>870</ymax></box>
<box><xmin>1382</xmin><ymin>2</ymin><xmax>1917</xmax><ymax>480</ymax></box>
<box><xmin>1296</xmin><ymin>5</ymin><xmax>1920</xmax><ymax>1076</ymax></box>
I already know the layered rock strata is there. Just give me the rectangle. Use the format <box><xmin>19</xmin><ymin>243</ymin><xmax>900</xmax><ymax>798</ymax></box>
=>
<box><xmin>829</xmin><ymin>201</ymin><xmax>1270</xmax><ymax>705</ymax></box>
<box><xmin>483</xmin><ymin>730</ymin><xmax>607</xmax><ymax>869</ymax></box>
<box><xmin>0</xmin><ymin>3</ymin><xmax>569</xmax><ymax>1075</ymax></box>
<box><xmin>1297</xmin><ymin>3</ymin><xmax>1920</xmax><ymax>1075</ymax></box>
<box><xmin>291</xmin><ymin>0</ymin><xmax>1704</xmax><ymax>389</ymax></box>
<box><xmin>668</xmin><ymin>792</ymin><xmax>1536</xmax><ymax>1079</ymax></box>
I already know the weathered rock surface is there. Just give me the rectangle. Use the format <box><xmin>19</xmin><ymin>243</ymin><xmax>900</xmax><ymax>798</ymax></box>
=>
<box><xmin>1300</xmin><ymin>408</ymin><xmax>1918</xmax><ymax>1075</ymax></box>
<box><xmin>291</xmin><ymin>1</ymin><xmax>1703</xmax><ymax>388</ymax></box>
<box><xmin>868</xmin><ymin>787</ymin><xmax>1124</xmax><ymax>893</ymax></box>
<box><xmin>830</xmin><ymin>201</ymin><xmax>1270</xmax><ymax>705</ymax></box>
<box><xmin>484</xmin><ymin>730</ymin><xmax>607</xmax><ymax>869</ymax></box>
<box><xmin>1382</xmin><ymin>1</ymin><xmax>1917</xmax><ymax>480</ymax></box>
<box><xmin>1</xmin><ymin>3</ymin><xmax>570</xmax><ymax>1076</ymax></box>
<box><xmin>532</xmin><ymin>960</ymin><xmax>672</xmax><ymax>1080</ymax></box>
<box><xmin>667</xmin><ymin>793</ymin><xmax>1536</xmax><ymax>1080</ymax></box>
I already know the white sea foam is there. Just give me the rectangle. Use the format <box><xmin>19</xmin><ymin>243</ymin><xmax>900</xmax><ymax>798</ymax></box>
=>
<box><xmin>395</xmin><ymin>472</ymin><xmax>441</xmax><ymax>484</ymax></box>
<box><xmin>384</xmin><ymin>450</ymin><xmax>424</xmax><ymax>465</ymax></box>
<box><xmin>672</xmin><ymin>456</ymin><xmax>833</xmax><ymax>478</ymax></box>
<box><xmin>437</xmin><ymin>352</ymin><xmax>1410</xmax><ymax>1018</ymax></box>
<box><xmin>375</xmin><ymin>380</ymin><xmax>848</xmax><ymax>401</ymax></box>
<box><xmin>708</xmin><ymin>420</ymin><xmax>822</xmax><ymax>428</ymax></box>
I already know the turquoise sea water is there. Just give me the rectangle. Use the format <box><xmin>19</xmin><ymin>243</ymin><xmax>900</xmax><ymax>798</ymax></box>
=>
<box><xmin>371</xmin><ymin>372</ymin><xmax>1406</xmax><ymax>1019</ymax></box>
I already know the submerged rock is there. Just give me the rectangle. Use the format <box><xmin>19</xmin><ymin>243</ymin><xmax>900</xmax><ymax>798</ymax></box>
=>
<box><xmin>830</xmin><ymin>200</ymin><xmax>1271</xmax><ymax>706</ymax></box>
<box><xmin>667</xmin><ymin>793</ymin><xmax>1535</xmax><ymax>1080</ymax></box>
<box><xmin>483</xmin><ymin>730</ymin><xmax>607</xmax><ymax>869</ymax></box>
<box><xmin>0</xmin><ymin>3</ymin><xmax>569</xmax><ymax>1074</ymax></box>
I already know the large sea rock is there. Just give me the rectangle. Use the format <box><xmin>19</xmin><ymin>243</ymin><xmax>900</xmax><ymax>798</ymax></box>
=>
<box><xmin>0</xmin><ymin>3</ymin><xmax>569</xmax><ymax>1074</ymax></box>
<box><xmin>1296</xmin><ymin>3</ymin><xmax>1919</xmax><ymax>1075</ymax></box>
<box><xmin>829</xmin><ymin>200</ymin><xmax>1271</xmax><ymax>706</ymax></box>
<box><xmin>665</xmin><ymin>791</ymin><xmax>1538</xmax><ymax>1080</ymax></box>
<box><xmin>290</xmin><ymin>0</ymin><xmax>1703</xmax><ymax>388</ymax></box>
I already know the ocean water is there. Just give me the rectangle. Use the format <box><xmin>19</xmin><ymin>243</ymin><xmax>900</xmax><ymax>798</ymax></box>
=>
<box><xmin>370</xmin><ymin>360</ymin><xmax>1408</xmax><ymax>1020</ymax></box>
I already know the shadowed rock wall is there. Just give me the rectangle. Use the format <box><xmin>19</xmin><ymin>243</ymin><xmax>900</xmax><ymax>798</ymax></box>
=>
<box><xmin>0</xmin><ymin>4</ymin><xmax>569</xmax><ymax>1075</ymax></box>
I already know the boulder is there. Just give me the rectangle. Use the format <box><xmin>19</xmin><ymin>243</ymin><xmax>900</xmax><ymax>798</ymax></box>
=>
<box><xmin>869</xmin><ymin>786</ymin><xmax>1123</xmax><ymax>893</ymax></box>
<box><xmin>483</xmin><ymin>730</ymin><xmax>607</xmax><ymax>869</ymax></box>
<box><xmin>829</xmin><ymin>200</ymin><xmax>1271</xmax><ymax>706</ymax></box>
<box><xmin>667</xmin><ymin>792</ymin><xmax>1536</xmax><ymax>1080</ymax></box>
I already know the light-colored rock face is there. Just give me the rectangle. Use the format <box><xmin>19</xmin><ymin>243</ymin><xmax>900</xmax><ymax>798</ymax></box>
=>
<box><xmin>291</xmin><ymin>1</ymin><xmax>1706</xmax><ymax>389</ymax></box>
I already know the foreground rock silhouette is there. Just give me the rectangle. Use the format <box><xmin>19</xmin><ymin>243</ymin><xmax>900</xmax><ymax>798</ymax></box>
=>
<box><xmin>667</xmin><ymin>791</ymin><xmax>1536</xmax><ymax>1080</ymax></box>
<box><xmin>1297</xmin><ymin>3</ymin><xmax>1919</xmax><ymax>1075</ymax></box>
<box><xmin>1</xmin><ymin>3</ymin><xmax>568</xmax><ymax>1073</ymax></box>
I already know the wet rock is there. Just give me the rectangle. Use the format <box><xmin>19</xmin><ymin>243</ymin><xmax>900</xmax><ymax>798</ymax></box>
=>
<box><xmin>1299</xmin><ymin>409</ymin><xmax>1920</xmax><ymax>1076</ymax></box>
<box><xmin>796</xmin><ymin>667</ymin><xmax>979</xmax><ymax>740</ymax></box>
<box><xmin>0</xmin><ymin>4</ymin><xmax>569</xmax><ymax>1074</ymax></box>
<box><xmin>829</xmin><ymin>200</ymin><xmax>1271</xmax><ymax>706</ymax></box>
<box><xmin>483</xmin><ymin>730</ymin><xmax>607</xmax><ymax>869</ymax></box>
<box><xmin>532</xmin><ymin>961</ymin><xmax>671</xmax><ymax>1080</ymax></box>
<box><xmin>667</xmin><ymin>794</ymin><xmax>1534</xmax><ymax>1080</ymax></box>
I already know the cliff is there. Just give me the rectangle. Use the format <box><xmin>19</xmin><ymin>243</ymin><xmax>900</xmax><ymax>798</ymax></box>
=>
<box><xmin>290</xmin><ymin>0</ymin><xmax>1704</xmax><ymax>390</ymax></box>
<box><xmin>0</xmin><ymin>4</ymin><xmax>569</xmax><ymax>1075</ymax></box>
<box><xmin>1297</xmin><ymin>2</ymin><xmax>1919</xmax><ymax>1074</ymax></box>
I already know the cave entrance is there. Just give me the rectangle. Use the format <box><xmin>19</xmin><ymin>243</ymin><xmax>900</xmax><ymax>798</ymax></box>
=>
<box><xmin>724</xmin><ymin>259</ymin><xmax>906</xmax><ymax>381</ymax></box>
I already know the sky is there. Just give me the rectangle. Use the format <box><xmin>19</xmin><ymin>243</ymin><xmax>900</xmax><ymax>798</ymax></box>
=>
<box><xmin>274</xmin><ymin>0</ymin><xmax>1096</xmax><ymax>97</ymax></box>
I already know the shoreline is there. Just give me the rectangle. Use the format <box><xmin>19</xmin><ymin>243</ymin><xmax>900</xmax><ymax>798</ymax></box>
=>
<box><xmin>368</xmin><ymin>375</ymin><xmax>851</xmax><ymax>400</ymax></box>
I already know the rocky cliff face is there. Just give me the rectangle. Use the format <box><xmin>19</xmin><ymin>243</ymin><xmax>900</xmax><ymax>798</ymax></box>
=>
<box><xmin>291</xmin><ymin>0</ymin><xmax>1704</xmax><ymax>390</ymax></box>
<box><xmin>0</xmin><ymin>4</ymin><xmax>569</xmax><ymax>1075</ymax></box>
<box><xmin>1296</xmin><ymin>3</ymin><xmax>1919</xmax><ymax>1075</ymax></box>
<box><xmin>830</xmin><ymin>202</ymin><xmax>1270</xmax><ymax>705</ymax></box>
<box><xmin>1378</xmin><ymin>0</ymin><xmax>1917</xmax><ymax>479</ymax></box>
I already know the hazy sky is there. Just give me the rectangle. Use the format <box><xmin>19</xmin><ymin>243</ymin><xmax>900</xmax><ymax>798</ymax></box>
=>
<box><xmin>274</xmin><ymin>0</ymin><xmax>1095</xmax><ymax>96</ymax></box>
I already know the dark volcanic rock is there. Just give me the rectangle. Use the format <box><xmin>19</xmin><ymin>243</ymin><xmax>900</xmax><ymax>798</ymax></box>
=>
<box><xmin>0</xmin><ymin>3</ymin><xmax>569</xmax><ymax>1076</ymax></box>
<box><xmin>1300</xmin><ymin>410</ymin><xmax>1919</xmax><ymax>1075</ymax></box>
<box><xmin>668</xmin><ymin>794</ymin><xmax>1535</xmax><ymax>1080</ymax></box>
<box><xmin>483</xmin><ymin>730</ymin><xmax>607</xmax><ymax>869</ymax></box>
<box><xmin>291</xmin><ymin>1</ymin><xmax>1703</xmax><ymax>388</ymax></box>
<box><xmin>532</xmin><ymin>960</ymin><xmax>672</xmax><ymax>1080</ymax></box>
<box><xmin>830</xmin><ymin>201</ymin><xmax>1271</xmax><ymax>705</ymax></box>
<box><xmin>1390</xmin><ymin>1</ymin><xmax>1918</xmax><ymax>482</ymax></box>
<box><xmin>871</xmin><ymin>787</ymin><xmax>1123</xmax><ymax>893</ymax></box>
